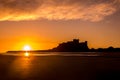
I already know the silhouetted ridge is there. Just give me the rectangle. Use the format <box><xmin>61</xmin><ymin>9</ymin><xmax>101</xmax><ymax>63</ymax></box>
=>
<box><xmin>6</xmin><ymin>39</ymin><xmax>120</xmax><ymax>53</ymax></box>
<box><xmin>52</xmin><ymin>39</ymin><xmax>89</xmax><ymax>52</ymax></box>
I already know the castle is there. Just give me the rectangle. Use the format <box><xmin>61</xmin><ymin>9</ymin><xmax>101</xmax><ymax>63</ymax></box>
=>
<box><xmin>52</xmin><ymin>39</ymin><xmax>89</xmax><ymax>52</ymax></box>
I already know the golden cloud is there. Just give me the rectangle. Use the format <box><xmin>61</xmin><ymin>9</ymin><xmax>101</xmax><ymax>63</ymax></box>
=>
<box><xmin>0</xmin><ymin>0</ymin><xmax>119</xmax><ymax>22</ymax></box>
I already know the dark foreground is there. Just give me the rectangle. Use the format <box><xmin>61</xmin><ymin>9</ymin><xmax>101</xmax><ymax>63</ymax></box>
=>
<box><xmin>0</xmin><ymin>53</ymin><xmax>120</xmax><ymax>80</ymax></box>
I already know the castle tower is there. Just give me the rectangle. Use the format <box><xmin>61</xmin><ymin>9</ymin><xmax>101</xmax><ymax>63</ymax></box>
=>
<box><xmin>73</xmin><ymin>39</ymin><xmax>79</xmax><ymax>43</ymax></box>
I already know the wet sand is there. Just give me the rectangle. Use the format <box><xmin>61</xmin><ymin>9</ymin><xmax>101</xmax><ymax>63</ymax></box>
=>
<box><xmin>0</xmin><ymin>53</ymin><xmax>120</xmax><ymax>80</ymax></box>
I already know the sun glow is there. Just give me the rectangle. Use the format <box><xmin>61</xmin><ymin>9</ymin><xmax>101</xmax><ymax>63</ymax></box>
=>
<box><xmin>25</xmin><ymin>52</ymin><xmax>29</xmax><ymax>57</ymax></box>
<box><xmin>23</xmin><ymin>45</ymin><xmax>31</xmax><ymax>51</ymax></box>
<box><xmin>23</xmin><ymin>45</ymin><xmax>31</xmax><ymax>57</ymax></box>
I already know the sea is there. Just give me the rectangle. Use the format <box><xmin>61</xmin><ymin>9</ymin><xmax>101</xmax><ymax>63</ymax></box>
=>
<box><xmin>0</xmin><ymin>52</ymin><xmax>120</xmax><ymax>80</ymax></box>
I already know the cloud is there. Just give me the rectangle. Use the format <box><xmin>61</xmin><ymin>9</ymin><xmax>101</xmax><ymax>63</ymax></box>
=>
<box><xmin>0</xmin><ymin>0</ymin><xmax>119</xmax><ymax>22</ymax></box>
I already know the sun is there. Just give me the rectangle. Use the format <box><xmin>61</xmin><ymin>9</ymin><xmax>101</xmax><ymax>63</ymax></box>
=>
<box><xmin>23</xmin><ymin>45</ymin><xmax>31</xmax><ymax>51</ymax></box>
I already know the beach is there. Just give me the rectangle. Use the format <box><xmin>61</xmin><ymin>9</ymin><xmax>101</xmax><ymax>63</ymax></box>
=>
<box><xmin>0</xmin><ymin>52</ymin><xmax>120</xmax><ymax>80</ymax></box>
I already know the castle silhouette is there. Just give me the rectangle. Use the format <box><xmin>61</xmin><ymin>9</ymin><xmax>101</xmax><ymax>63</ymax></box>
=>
<box><xmin>52</xmin><ymin>39</ymin><xmax>89</xmax><ymax>52</ymax></box>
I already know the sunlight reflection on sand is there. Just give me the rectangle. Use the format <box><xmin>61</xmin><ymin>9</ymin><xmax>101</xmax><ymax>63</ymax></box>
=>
<box><xmin>8</xmin><ymin>57</ymin><xmax>32</xmax><ymax>78</ymax></box>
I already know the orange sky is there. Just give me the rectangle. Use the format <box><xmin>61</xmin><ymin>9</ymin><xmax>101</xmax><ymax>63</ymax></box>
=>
<box><xmin>0</xmin><ymin>0</ymin><xmax>120</xmax><ymax>52</ymax></box>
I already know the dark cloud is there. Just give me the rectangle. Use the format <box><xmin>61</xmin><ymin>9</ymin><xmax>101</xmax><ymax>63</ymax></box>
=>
<box><xmin>0</xmin><ymin>0</ymin><xmax>119</xmax><ymax>22</ymax></box>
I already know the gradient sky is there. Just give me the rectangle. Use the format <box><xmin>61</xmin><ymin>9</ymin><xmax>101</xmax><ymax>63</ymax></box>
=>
<box><xmin>0</xmin><ymin>0</ymin><xmax>120</xmax><ymax>52</ymax></box>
